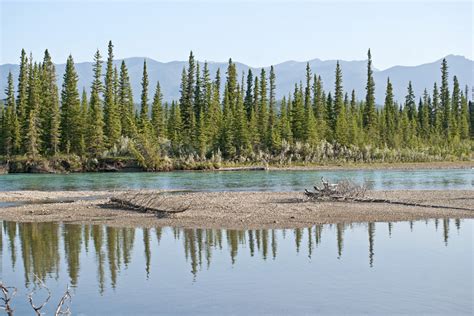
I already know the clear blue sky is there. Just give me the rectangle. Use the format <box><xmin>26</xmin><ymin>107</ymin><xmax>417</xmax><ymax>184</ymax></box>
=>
<box><xmin>1</xmin><ymin>0</ymin><xmax>472</xmax><ymax>69</ymax></box>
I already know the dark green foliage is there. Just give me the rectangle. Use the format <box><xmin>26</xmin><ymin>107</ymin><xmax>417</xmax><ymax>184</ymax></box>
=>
<box><xmin>440</xmin><ymin>58</ymin><xmax>451</xmax><ymax>137</ymax></box>
<box><xmin>104</xmin><ymin>41</ymin><xmax>121</xmax><ymax>147</ymax></box>
<box><xmin>363</xmin><ymin>49</ymin><xmax>377</xmax><ymax>135</ymax></box>
<box><xmin>291</xmin><ymin>84</ymin><xmax>305</xmax><ymax>141</ymax></box>
<box><xmin>405</xmin><ymin>81</ymin><xmax>416</xmax><ymax>121</ymax></box>
<box><xmin>40</xmin><ymin>50</ymin><xmax>61</xmax><ymax>155</ymax></box>
<box><xmin>118</xmin><ymin>61</ymin><xmax>135</xmax><ymax>137</ymax></box>
<box><xmin>25</xmin><ymin>62</ymin><xmax>41</xmax><ymax>157</ymax></box>
<box><xmin>87</xmin><ymin>50</ymin><xmax>105</xmax><ymax>155</ymax></box>
<box><xmin>151</xmin><ymin>81</ymin><xmax>165</xmax><ymax>139</ymax></box>
<box><xmin>139</xmin><ymin>60</ymin><xmax>149</xmax><ymax>130</ymax></box>
<box><xmin>2</xmin><ymin>44</ymin><xmax>471</xmax><ymax>167</ymax></box>
<box><xmin>60</xmin><ymin>55</ymin><xmax>82</xmax><ymax>154</ymax></box>
<box><xmin>16</xmin><ymin>49</ymin><xmax>29</xmax><ymax>145</ymax></box>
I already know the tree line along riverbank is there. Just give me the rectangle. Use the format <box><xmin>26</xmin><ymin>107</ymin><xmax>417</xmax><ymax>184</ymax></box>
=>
<box><xmin>0</xmin><ymin>155</ymin><xmax>472</xmax><ymax>174</ymax></box>
<box><xmin>1</xmin><ymin>41</ymin><xmax>473</xmax><ymax>172</ymax></box>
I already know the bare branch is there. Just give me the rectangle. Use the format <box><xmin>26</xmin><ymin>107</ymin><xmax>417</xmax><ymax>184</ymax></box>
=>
<box><xmin>28</xmin><ymin>274</ymin><xmax>52</xmax><ymax>316</ymax></box>
<box><xmin>0</xmin><ymin>282</ymin><xmax>17</xmax><ymax>316</ymax></box>
<box><xmin>54</xmin><ymin>285</ymin><xmax>72</xmax><ymax>316</ymax></box>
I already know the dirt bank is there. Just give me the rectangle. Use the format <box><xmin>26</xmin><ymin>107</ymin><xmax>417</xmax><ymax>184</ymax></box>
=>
<box><xmin>0</xmin><ymin>190</ymin><xmax>472</xmax><ymax>229</ymax></box>
<box><xmin>266</xmin><ymin>161</ymin><xmax>474</xmax><ymax>171</ymax></box>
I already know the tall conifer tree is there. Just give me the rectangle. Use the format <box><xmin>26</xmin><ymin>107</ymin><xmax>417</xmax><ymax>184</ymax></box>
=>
<box><xmin>87</xmin><ymin>50</ymin><xmax>105</xmax><ymax>155</ymax></box>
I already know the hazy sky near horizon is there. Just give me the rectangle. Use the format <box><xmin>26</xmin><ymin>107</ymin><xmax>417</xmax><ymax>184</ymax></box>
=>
<box><xmin>1</xmin><ymin>0</ymin><xmax>472</xmax><ymax>69</ymax></box>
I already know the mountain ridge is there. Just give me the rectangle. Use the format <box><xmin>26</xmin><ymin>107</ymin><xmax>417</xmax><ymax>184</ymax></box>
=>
<box><xmin>1</xmin><ymin>55</ymin><xmax>472</xmax><ymax>104</ymax></box>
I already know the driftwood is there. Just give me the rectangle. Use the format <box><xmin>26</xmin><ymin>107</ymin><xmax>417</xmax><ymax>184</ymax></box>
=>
<box><xmin>0</xmin><ymin>282</ymin><xmax>16</xmax><ymax>316</ymax></box>
<box><xmin>304</xmin><ymin>177</ymin><xmax>367</xmax><ymax>200</ymax></box>
<box><xmin>54</xmin><ymin>286</ymin><xmax>72</xmax><ymax>316</ymax></box>
<box><xmin>305</xmin><ymin>178</ymin><xmax>474</xmax><ymax>211</ymax></box>
<box><xmin>28</xmin><ymin>274</ymin><xmax>52</xmax><ymax>316</ymax></box>
<box><xmin>110</xmin><ymin>191</ymin><xmax>191</xmax><ymax>214</ymax></box>
<box><xmin>0</xmin><ymin>276</ymin><xmax>72</xmax><ymax>316</ymax></box>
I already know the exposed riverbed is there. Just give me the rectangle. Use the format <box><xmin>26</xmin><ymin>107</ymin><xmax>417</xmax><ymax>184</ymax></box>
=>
<box><xmin>0</xmin><ymin>190</ymin><xmax>472</xmax><ymax>229</ymax></box>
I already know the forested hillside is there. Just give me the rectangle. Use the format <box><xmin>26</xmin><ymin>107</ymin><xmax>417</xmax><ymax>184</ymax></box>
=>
<box><xmin>1</xmin><ymin>41</ymin><xmax>472</xmax><ymax>171</ymax></box>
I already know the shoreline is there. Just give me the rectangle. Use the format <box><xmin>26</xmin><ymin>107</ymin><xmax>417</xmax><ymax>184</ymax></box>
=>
<box><xmin>0</xmin><ymin>190</ymin><xmax>472</xmax><ymax>229</ymax></box>
<box><xmin>1</xmin><ymin>160</ymin><xmax>473</xmax><ymax>174</ymax></box>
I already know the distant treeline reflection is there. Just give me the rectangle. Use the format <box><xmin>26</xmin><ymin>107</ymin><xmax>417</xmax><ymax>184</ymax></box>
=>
<box><xmin>0</xmin><ymin>219</ymin><xmax>462</xmax><ymax>292</ymax></box>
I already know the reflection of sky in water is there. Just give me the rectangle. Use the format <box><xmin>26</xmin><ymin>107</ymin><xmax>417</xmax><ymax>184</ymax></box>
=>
<box><xmin>1</xmin><ymin>219</ymin><xmax>472</xmax><ymax>315</ymax></box>
<box><xmin>0</xmin><ymin>169</ymin><xmax>472</xmax><ymax>191</ymax></box>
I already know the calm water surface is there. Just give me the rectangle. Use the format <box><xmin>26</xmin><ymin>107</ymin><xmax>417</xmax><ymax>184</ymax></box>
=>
<box><xmin>0</xmin><ymin>169</ymin><xmax>472</xmax><ymax>191</ymax></box>
<box><xmin>1</xmin><ymin>219</ymin><xmax>472</xmax><ymax>315</ymax></box>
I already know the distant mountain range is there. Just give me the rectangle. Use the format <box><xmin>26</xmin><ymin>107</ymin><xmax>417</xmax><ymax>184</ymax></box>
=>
<box><xmin>1</xmin><ymin>55</ymin><xmax>472</xmax><ymax>104</ymax></box>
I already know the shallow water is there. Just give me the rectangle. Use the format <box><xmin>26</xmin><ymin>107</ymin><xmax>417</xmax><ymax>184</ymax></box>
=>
<box><xmin>1</xmin><ymin>219</ymin><xmax>472</xmax><ymax>315</ymax></box>
<box><xmin>0</xmin><ymin>168</ymin><xmax>472</xmax><ymax>191</ymax></box>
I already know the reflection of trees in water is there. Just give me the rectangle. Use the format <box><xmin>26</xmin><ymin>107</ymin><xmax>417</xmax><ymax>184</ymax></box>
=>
<box><xmin>337</xmin><ymin>224</ymin><xmax>344</xmax><ymax>259</ymax></box>
<box><xmin>19</xmin><ymin>222</ymin><xmax>60</xmax><ymax>286</ymax></box>
<box><xmin>0</xmin><ymin>219</ymin><xmax>464</xmax><ymax>292</ymax></box>
<box><xmin>443</xmin><ymin>219</ymin><xmax>449</xmax><ymax>246</ymax></box>
<box><xmin>63</xmin><ymin>224</ymin><xmax>82</xmax><ymax>286</ymax></box>
<box><xmin>368</xmin><ymin>222</ymin><xmax>375</xmax><ymax>268</ymax></box>
<box><xmin>4</xmin><ymin>222</ymin><xmax>17</xmax><ymax>269</ymax></box>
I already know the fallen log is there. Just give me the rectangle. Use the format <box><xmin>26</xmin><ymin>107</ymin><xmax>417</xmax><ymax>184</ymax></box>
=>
<box><xmin>109</xmin><ymin>192</ymin><xmax>191</xmax><ymax>214</ymax></box>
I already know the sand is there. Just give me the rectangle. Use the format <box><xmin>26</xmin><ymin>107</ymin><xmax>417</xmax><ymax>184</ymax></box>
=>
<box><xmin>0</xmin><ymin>189</ymin><xmax>472</xmax><ymax>229</ymax></box>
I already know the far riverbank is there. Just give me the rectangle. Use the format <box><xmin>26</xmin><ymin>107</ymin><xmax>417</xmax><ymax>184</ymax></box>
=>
<box><xmin>0</xmin><ymin>156</ymin><xmax>472</xmax><ymax>174</ymax></box>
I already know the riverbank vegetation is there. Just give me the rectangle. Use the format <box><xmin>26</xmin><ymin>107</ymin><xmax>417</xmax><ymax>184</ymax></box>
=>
<box><xmin>1</xmin><ymin>42</ymin><xmax>472</xmax><ymax>171</ymax></box>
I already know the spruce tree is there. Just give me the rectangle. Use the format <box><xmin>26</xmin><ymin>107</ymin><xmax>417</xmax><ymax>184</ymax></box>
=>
<box><xmin>194</xmin><ymin>62</ymin><xmax>203</xmax><ymax>120</ymax></box>
<box><xmin>267</xmin><ymin>66</ymin><xmax>278</xmax><ymax>150</ymax></box>
<box><xmin>207</xmin><ymin>79</ymin><xmax>222</xmax><ymax>152</ymax></box>
<box><xmin>258</xmin><ymin>69</ymin><xmax>268</xmax><ymax>145</ymax></box>
<box><xmin>151</xmin><ymin>81</ymin><xmax>165</xmax><ymax>139</ymax></box>
<box><xmin>348</xmin><ymin>90</ymin><xmax>360</xmax><ymax>145</ymax></box>
<box><xmin>405</xmin><ymin>81</ymin><xmax>416</xmax><ymax>121</ymax></box>
<box><xmin>363</xmin><ymin>49</ymin><xmax>376</xmax><ymax>134</ymax></box>
<box><xmin>458</xmin><ymin>87</ymin><xmax>469</xmax><ymax>139</ymax></box>
<box><xmin>383</xmin><ymin>78</ymin><xmax>396</xmax><ymax>146</ymax></box>
<box><xmin>279</xmin><ymin>96</ymin><xmax>292</xmax><ymax>143</ymax></box>
<box><xmin>432</xmin><ymin>83</ymin><xmax>442</xmax><ymax>136</ymax></box>
<box><xmin>440</xmin><ymin>58</ymin><xmax>451</xmax><ymax>137</ymax></box>
<box><xmin>418</xmin><ymin>90</ymin><xmax>430</xmax><ymax>140</ymax></box>
<box><xmin>313</xmin><ymin>75</ymin><xmax>327</xmax><ymax>139</ymax></box>
<box><xmin>40</xmin><ymin>50</ymin><xmax>60</xmax><ymax>155</ymax></box>
<box><xmin>60</xmin><ymin>56</ymin><xmax>82</xmax><ymax>154</ymax></box>
<box><xmin>4</xmin><ymin>72</ymin><xmax>20</xmax><ymax>155</ymax></box>
<box><xmin>451</xmin><ymin>76</ymin><xmax>461</xmax><ymax>139</ymax></box>
<box><xmin>78</xmin><ymin>88</ymin><xmax>88</xmax><ymax>155</ymax></box>
<box><xmin>201</xmin><ymin>62</ymin><xmax>213</xmax><ymax>149</ymax></box>
<box><xmin>118</xmin><ymin>61</ymin><xmax>135</xmax><ymax>137</ymax></box>
<box><xmin>16</xmin><ymin>49</ymin><xmax>29</xmax><ymax>144</ymax></box>
<box><xmin>233</xmin><ymin>84</ymin><xmax>251</xmax><ymax>155</ymax></box>
<box><xmin>25</xmin><ymin>63</ymin><xmax>41</xmax><ymax>157</ymax></box>
<box><xmin>334</xmin><ymin>102</ymin><xmax>348</xmax><ymax>146</ymax></box>
<box><xmin>252</xmin><ymin>76</ymin><xmax>260</xmax><ymax>144</ymax></box>
<box><xmin>304</xmin><ymin>63</ymin><xmax>312</xmax><ymax>111</ymax></box>
<box><xmin>304</xmin><ymin>98</ymin><xmax>318</xmax><ymax>146</ymax></box>
<box><xmin>87</xmin><ymin>50</ymin><xmax>105</xmax><ymax>155</ymax></box>
<box><xmin>291</xmin><ymin>84</ymin><xmax>305</xmax><ymax>141</ymax></box>
<box><xmin>181</xmin><ymin>52</ymin><xmax>196</xmax><ymax>145</ymax></box>
<box><xmin>167</xmin><ymin>101</ymin><xmax>183</xmax><ymax>152</ymax></box>
<box><xmin>244</xmin><ymin>69</ymin><xmax>254</xmax><ymax>119</ymax></box>
<box><xmin>220</xmin><ymin>89</ymin><xmax>234</xmax><ymax>158</ymax></box>
<box><xmin>104</xmin><ymin>41</ymin><xmax>121</xmax><ymax>147</ymax></box>
<box><xmin>333</xmin><ymin>61</ymin><xmax>344</xmax><ymax>132</ymax></box>
<box><xmin>139</xmin><ymin>60</ymin><xmax>149</xmax><ymax>130</ymax></box>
